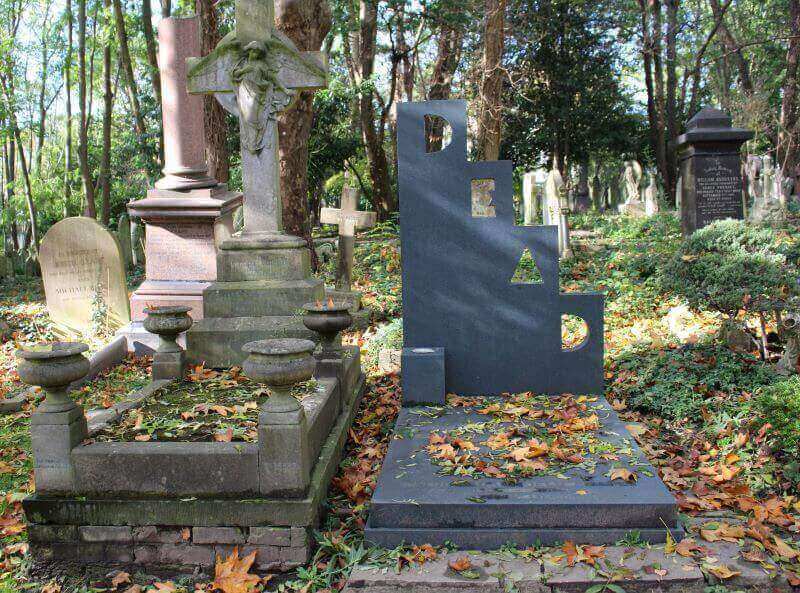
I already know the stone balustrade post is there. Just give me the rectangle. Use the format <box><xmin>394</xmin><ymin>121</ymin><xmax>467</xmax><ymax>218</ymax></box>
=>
<box><xmin>258</xmin><ymin>398</ymin><xmax>311</xmax><ymax>497</ymax></box>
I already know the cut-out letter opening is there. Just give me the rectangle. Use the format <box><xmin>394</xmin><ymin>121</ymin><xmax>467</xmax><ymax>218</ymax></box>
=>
<box><xmin>471</xmin><ymin>179</ymin><xmax>497</xmax><ymax>218</ymax></box>
<box><xmin>424</xmin><ymin>115</ymin><xmax>453</xmax><ymax>153</ymax></box>
<box><xmin>511</xmin><ymin>248</ymin><xmax>543</xmax><ymax>284</ymax></box>
<box><xmin>562</xmin><ymin>314</ymin><xmax>589</xmax><ymax>351</ymax></box>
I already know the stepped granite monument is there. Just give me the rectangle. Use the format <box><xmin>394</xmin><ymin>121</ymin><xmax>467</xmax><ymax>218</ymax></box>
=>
<box><xmin>365</xmin><ymin>100</ymin><xmax>679</xmax><ymax>549</ymax></box>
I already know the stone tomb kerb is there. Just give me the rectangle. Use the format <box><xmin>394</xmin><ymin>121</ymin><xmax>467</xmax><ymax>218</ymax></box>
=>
<box><xmin>365</xmin><ymin>101</ymin><xmax>680</xmax><ymax>549</ymax></box>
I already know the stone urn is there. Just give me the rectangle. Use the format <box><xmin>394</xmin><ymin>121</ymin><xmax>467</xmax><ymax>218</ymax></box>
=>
<box><xmin>16</xmin><ymin>342</ymin><xmax>90</xmax><ymax>413</ymax></box>
<box><xmin>143</xmin><ymin>306</ymin><xmax>193</xmax><ymax>353</ymax></box>
<box><xmin>302</xmin><ymin>301</ymin><xmax>353</xmax><ymax>357</ymax></box>
<box><xmin>242</xmin><ymin>338</ymin><xmax>317</xmax><ymax>412</ymax></box>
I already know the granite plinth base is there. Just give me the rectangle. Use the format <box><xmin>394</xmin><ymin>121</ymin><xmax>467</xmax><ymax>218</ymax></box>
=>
<box><xmin>365</xmin><ymin>400</ymin><xmax>681</xmax><ymax>549</ymax></box>
<box><xmin>186</xmin><ymin>316</ymin><xmax>318</xmax><ymax>368</ymax></box>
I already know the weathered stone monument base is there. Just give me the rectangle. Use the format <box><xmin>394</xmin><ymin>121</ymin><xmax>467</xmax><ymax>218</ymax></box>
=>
<box><xmin>187</xmin><ymin>237</ymin><xmax>324</xmax><ymax>367</ymax></box>
<box><xmin>127</xmin><ymin>186</ymin><xmax>241</xmax><ymax>320</ymax></box>
<box><xmin>23</xmin><ymin>349</ymin><xmax>365</xmax><ymax>576</ymax></box>
<box><xmin>366</xmin><ymin>398</ymin><xmax>681</xmax><ymax>548</ymax></box>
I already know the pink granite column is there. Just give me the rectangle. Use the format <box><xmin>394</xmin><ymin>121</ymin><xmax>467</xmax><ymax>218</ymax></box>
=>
<box><xmin>155</xmin><ymin>17</ymin><xmax>216</xmax><ymax>190</ymax></box>
<box><xmin>123</xmin><ymin>15</ymin><xmax>242</xmax><ymax>351</ymax></box>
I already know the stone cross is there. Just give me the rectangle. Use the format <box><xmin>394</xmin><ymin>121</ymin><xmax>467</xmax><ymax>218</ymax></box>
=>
<box><xmin>187</xmin><ymin>0</ymin><xmax>327</xmax><ymax>242</ymax></box>
<box><xmin>320</xmin><ymin>184</ymin><xmax>376</xmax><ymax>291</ymax></box>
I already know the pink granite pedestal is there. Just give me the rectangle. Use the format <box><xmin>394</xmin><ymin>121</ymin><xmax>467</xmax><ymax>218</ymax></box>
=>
<box><xmin>128</xmin><ymin>186</ymin><xmax>241</xmax><ymax>322</ymax></box>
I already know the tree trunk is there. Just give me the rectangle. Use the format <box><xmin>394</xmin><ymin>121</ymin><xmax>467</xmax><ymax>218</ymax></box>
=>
<box><xmin>13</xmin><ymin>126</ymin><xmax>38</xmax><ymax>250</ymax></box>
<box><xmin>708</xmin><ymin>0</ymin><xmax>753</xmax><ymax>94</ymax></box>
<box><xmin>650</xmin><ymin>0</ymin><xmax>669</xmax><ymax>190</ymax></box>
<box><xmin>196</xmin><ymin>0</ymin><xmax>229</xmax><ymax>182</ymax></box>
<box><xmin>112</xmin><ymin>0</ymin><xmax>147</xmax><ymax>137</ymax></box>
<box><xmin>100</xmin><ymin>0</ymin><xmax>114</xmax><ymax>226</ymax></box>
<box><xmin>358</xmin><ymin>0</ymin><xmax>396</xmax><ymax>220</ymax></box>
<box><xmin>665</xmin><ymin>0</ymin><xmax>679</xmax><ymax>203</ymax></box>
<box><xmin>3</xmin><ymin>135</ymin><xmax>16</xmax><ymax>253</ymax></box>
<box><xmin>142</xmin><ymin>0</ymin><xmax>163</xmax><ymax>164</ymax></box>
<box><xmin>36</xmin><ymin>7</ymin><xmax>52</xmax><ymax>176</ymax></box>
<box><xmin>275</xmin><ymin>0</ymin><xmax>332</xmax><ymax>264</ymax></box>
<box><xmin>477</xmin><ymin>0</ymin><xmax>505</xmax><ymax>161</ymax></box>
<box><xmin>638</xmin><ymin>0</ymin><xmax>660</xmax><ymax>170</ymax></box>
<box><xmin>426</xmin><ymin>23</ymin><xmax>463</xmax><ymax>151</ymax></box>
<box><xmin>64</xmin><ymin>0</ymin><xmax>74</xmax><ymax>217</ymax></box>
<box><xmin>778</xmin><ymin>0</ymin><xmax>800</xmax><ymax>176</ymax></box>
<box><xmin>78</xmin><ymin>0</ymin><xmax>96</xmax><ymax>218</ymax></box>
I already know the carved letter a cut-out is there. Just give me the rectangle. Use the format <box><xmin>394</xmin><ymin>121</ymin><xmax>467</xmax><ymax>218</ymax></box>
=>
<box><xmin>511</xmin><ymin>248</ymin><xmax>543</xmax><ymax>284</ymax></box>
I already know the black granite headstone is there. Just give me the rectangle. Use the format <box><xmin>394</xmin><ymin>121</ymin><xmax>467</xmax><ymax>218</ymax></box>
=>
<box><xmin>398</xmin><ymin>100</ymin><xmax>603</xmax><ymax>397</ymax></box>
<box><xmin>364</xmin><ymin>101</ymin><xmax>679</xmax><ymax>549</ymax></box>
<box><xmin>675</xmin><ymin>107</ymin><xmax>753</xmax><ymax>236</ymax></box>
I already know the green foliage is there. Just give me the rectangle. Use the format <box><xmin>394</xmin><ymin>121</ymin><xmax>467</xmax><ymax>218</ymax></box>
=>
<box><xmin>363</xmin><ymin>318</ymin><xmax>403</xmax><ymax>370</ymax></box>
<box><xmin>756</xmin><ymin>376</ymin><xmax>800</xmax><ymax>461</ymax></box>
<box><xmin>610</xmin><ymin>344</ymin><xmax>776</xmax><ymax>422</ymax></box>
<box><xmin>660</xmin><ymin>220</ymin><xmax>795</xmax><ymax>319</ymax></box>
<box><xmin>502</xmin><ymin>0</ymin><xmax>647</xmax><ymax>168</ymax></box>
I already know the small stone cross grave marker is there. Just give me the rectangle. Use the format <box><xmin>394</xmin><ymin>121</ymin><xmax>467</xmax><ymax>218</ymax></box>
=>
<box><xmin>320</xmin><ymin>184</ymin><xmax>377</xmax><ymax>291</ymax></box>
<box><xmin>187</xmin><ymin>0</ymin><xmax>327</xmax><ymax>243</ymax></box>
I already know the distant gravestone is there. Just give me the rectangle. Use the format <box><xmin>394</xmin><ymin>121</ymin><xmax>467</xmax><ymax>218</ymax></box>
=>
<box><xmin>573</xmin><ymin>164</ymin><xmax>591</xmax><ymax>212</ymax></box>
<box><xmin>131</xmin><ymin>218</ymin><xmax>145</xmax><ymax>267</ymax></box>
<box><xmin>590</xmin><ymin>171</ymin><xmax>603</xmax><ymax>211</ymax></box>
<box><xmin>618</xmin><ymin>160</ymin><xmax>645</xmax><ymax>217</ymax></box>
<box><xmin>644</xmin><ymin>171</ymin><xmax>660</xmax><ymax>216</ymax></box>
<box><xmin>675</xmin><ymin>107</ymin><xmax>753</xmax><ymax>236</ymax></box>
<box><xmin>39</xmin><ymin>217</ymin><xmax>131</xmax><ymax>336</ymax></box>
<box><xmin>0</xmin><ymin>255</ymin><xmax>12</xmax><ymax>278</ymax></box>
<box><xmin>116</xmin><ymin>214</ymin><xmax>133</xmax><ymax>270</ymax></box>
<box><xmin>521</xmin><ymin>171</ymin><xmax>538</xmax><ymax>225</ymax></box>
<box><xmin>543</xmin><ymin>168</ymin><xmax>563</xmax><ymax>226</ymax></box>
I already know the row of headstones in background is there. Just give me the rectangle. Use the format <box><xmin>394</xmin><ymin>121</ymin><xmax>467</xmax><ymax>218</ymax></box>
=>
<box><xmin>521</xmin><ymin>168</ymin><xmax>572</xmax><ymax>258</ymax></box>
<box><xmin>39</xmin><ymin>217</ymin><xmax>131</xmax><ymax>338</ymax></box>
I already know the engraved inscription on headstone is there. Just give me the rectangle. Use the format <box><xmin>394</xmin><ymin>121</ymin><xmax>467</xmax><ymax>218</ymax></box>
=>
<box><xmin>145</xmin><ymin>223</ymin><xmax>216</xmax><ymax>281</ymax></box>
<box><xmin>39</xmin><ymin>217</ymin><xmax>131</xmax><ymax>336</ymax></box>
<box><xmin>694</xmin><ymin>155</ymin><xmax>743</xmax><ymax>226</ymax></box>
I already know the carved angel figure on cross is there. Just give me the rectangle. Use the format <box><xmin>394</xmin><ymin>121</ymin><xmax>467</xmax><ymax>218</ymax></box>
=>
<box><xmin>231</xmin><ymin>40</ymin><xmax>291</xmax><ymax>154</ymax></box>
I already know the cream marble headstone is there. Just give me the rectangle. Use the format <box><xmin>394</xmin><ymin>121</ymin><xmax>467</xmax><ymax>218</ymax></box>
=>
<box><xmin>40</xmin><ymin>217</ymin><xmax>131</xmax><ymax>336</ymax></box>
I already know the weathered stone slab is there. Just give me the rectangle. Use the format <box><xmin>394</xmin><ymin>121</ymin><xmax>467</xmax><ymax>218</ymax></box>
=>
<box><xmin>345</xmin><ymin>549</ymin><xmax>706</xmax><ymax>593</ymax></box>
<box><xmin>187</xmin><ymin>315</ymin><xmax>316</xmax><ymax>367</ymax></box>
<box><xmin>72</xmin><ymin>442</ymin><xmax>259</xmax><ymax>497</ymax></box>
<box><xmin>39</xmin><ymin>217</ymin><xmax>131</xmax><ymax>336</ymax></box>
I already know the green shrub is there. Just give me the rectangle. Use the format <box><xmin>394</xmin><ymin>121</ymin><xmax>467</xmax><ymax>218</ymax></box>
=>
<box><xmin>610</xmin><ymin>344</ymin><xmax>776</xmax><ymax>422</ymax></box>
<box><xmin>756</xmin><ymin>376</ymin><xmax>800</xmax><ymax>459</ymax></box>
<box><xmin>660</xmin><ymin>220</ymin><xmax>794</xmax><ymax>320</ymax></box>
